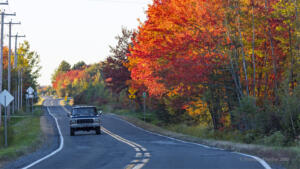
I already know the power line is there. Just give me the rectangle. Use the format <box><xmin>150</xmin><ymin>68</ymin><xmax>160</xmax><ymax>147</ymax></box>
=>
<box><xmin>89</xmin><ymin>0</ymin><xmax>151</xmax><ymax>5</ymax></box>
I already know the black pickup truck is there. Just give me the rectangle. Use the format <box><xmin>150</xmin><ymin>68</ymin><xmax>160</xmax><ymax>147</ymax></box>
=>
<box><xmin>68</xmin><ymin>106</ymin><xmax>102</xmax><ymax>136</ymax></box>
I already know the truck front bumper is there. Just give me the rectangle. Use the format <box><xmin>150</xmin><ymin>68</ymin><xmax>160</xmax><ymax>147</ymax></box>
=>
<box><xmin>70</xmin><ymin>123</ymin><xmax>101</xmax><ymax>131</ymax></box>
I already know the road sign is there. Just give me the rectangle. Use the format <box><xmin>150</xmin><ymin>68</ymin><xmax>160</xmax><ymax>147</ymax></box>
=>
<box><xmin>27</xmin><ymin>87</ymin><xmax>34</xmax><ymax>94</ymax></box>
<box><xmin>129</xmin><ymin>95</ymin><xmax>136</xmax><ymax>99</ymax></box>
<box><xmin>143</xmin><ymin>92</ymin><xmax>147</xmax><ymax>98</ymax></box>
<box><xmin>0</xmin><ymin>90</ymin><xmax>14</xmax><ymax>147</ymax></box>
<box><xmin>0</xmin><ymin>90</ymin><xmax>14</xmax><ymax>107</ymax></box>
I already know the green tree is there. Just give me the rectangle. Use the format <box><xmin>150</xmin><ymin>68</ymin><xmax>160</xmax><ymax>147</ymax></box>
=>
<box><xmin>17</xmin><ymin>41</ymin><xmax>42</xmax><ymax>89</ymax></box>
<box><xmin>57</xmin><ymin>60</ymin><xmax>71</xmax><ymax>72</ymax></box>
<box><xmin>51</xmin><ymin>60</ymin><xmax>71</xmax><ymax>83</ymax></box>
<box><xmin>72</xmin><ymin>61</ymin><xmax>86</xmax><ymax>70</ymax></box>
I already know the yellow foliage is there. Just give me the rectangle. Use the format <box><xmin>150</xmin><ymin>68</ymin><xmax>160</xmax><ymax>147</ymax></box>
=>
<box><xmin>185</xmin><ymin>99</ymin><xmax>212</xmax><ymax>126</ymax></box>
<box><xmin>221</xmin><ymin>113</ymin><xmax>231</xmax><ymax>128</ymax></box>
<box><xmin>167</xmin><ymin>83</ymin><xmax>184</xmax><ymax>97</ymax></box>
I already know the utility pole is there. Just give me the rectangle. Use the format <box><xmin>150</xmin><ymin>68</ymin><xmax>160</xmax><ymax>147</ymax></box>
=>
<box><xmin>5</xmin><ymin>20</ymin><xmax>21</xmax><ymax>117</ymax></box>
<box><xmin>20</xmin><ymin>68</ymin><xmax>23</xmax><ymax>110</ymax></box>
<box><xmin>18</xmin><ymin>69</ymin><xmax>20</xmax><ymax>109</ymax></box>
<box><xmin>0</xmin><ymin>7</ymin><xmax>16</xmax><ymax>126</ymax></box>
<box><xmin>11</xmin><ymin>34</ymin><xmax>25</xmax><ymax>111</ymax></box>
<box><xmin>0</xmin><ymin>2</ymin><xmax>8</xmax><ymax>5</ymax></box>
<box><xmin>13</xmin><ymin>33</ymin><xmax>25</xmax><ymax>69</ymax></box>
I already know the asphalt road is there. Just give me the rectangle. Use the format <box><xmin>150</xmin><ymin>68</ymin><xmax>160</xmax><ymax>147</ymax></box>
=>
<box><xmin>20</xmin><ymin>98</ymin><xmax>269</xmax><ymax>169</ymax></box>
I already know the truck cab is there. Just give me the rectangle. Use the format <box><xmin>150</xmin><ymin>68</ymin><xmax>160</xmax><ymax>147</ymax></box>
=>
<box><xmin>69</xmin><ymin>106</ymin><xmax>102</xmax><ymax>136</ymax></box>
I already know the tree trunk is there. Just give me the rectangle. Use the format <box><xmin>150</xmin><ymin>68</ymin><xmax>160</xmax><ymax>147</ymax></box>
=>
<box><xmin>268</xmin><ymin>29</ymin><xmax>278</xmax><ymax>102</ymax></box>
<box><xmin>294</xmin><ymin>0</ymin><xmax>299</xmax><ymax>58</ymax></box>
<box><xmin>225</xmin><ymin>17</ymin><xmax>243</xmax><ymax>101</ymax></box>
<box><xmin>237</xmin><ymin>12</ymin><xmax>250</xmax><ymax>96</ymax></box>
<box><xmin>263</xmin><ymin>41</ymin><xmax>269</xmax><ymax>98</ymax></box>
<box><xmin>251</xmin><ymin>0</ymin><xmax>256</xmax><ymax>96</ymax></box>
<box><xmin>288</xmin><ymin>26</ymin><xmax>295</xmax><ymax>89</ymax></box>
<box><xmin>265</xmin><ymin>1</ymin><xmax>278</xmax><ymax>102</ymax></box>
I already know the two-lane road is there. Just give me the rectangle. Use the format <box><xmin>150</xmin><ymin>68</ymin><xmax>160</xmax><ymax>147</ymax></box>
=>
<box><xmin>21</xmin><ymin>98</ymin><xmax>270</xmax><ymax>169</ymax></box>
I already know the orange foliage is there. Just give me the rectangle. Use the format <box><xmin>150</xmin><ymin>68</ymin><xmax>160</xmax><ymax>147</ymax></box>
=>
<box><xmin>128</xmin><ymin>0</ymin><xmax>227</xmax><ymax>97</ymax></box>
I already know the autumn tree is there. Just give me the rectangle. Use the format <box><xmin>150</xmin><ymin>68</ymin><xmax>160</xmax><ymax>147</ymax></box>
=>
<box><xmin>51</xmin><ymin>60</ymin><xmax>71</xmax><ymax>85</ymax></box>
<box><xmin>127</xmin><ymin>0</ymin><xmax>230</xmax><ymax>127</ymax></box>
<box><xmin>102</xmin><ymin>28</ymin><xmax>133</xmax><ymax>97</ymax></box>
<box><xmin>0</xmin><ymin>41</ymin><xmax>41</xmax><ymax>126</ymax></box>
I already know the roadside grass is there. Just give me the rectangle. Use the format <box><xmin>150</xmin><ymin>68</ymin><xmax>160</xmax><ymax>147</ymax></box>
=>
<box><xmin>0</xmin><ymin>106</ymin><xmax>44</xmax><ymax>166</ymax></box>
<box><xmin>102</xmin><ymin>105</ymin><xmax>300</xmax><ymax>169</ymax></box>
<box><xmin>288</xmin><ymin>147</ymin><xmax>300</xmax><ymax>169</ymax></box>
<box><xmin>164</xmin><ymin>123</ymin><xmax>300</xmax><ymax>168</ymax></box>
<box><xmin>100</xmin><ymin>104</ymin><xmax>161</xmax><ymax>126</ymax></box>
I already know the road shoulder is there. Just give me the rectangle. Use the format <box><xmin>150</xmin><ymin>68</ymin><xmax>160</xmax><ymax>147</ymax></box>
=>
<box><xmin>107</xmin><ymin>113</ymin><xmax>288</xmax><ymax>169</ymax></box>
<box><xmin>2</xmin><ymin>108</ymin><xmax>59</xmax><ymax>169</ymax></box>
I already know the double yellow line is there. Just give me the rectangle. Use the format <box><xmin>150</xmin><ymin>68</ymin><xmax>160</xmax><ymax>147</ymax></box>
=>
<box><xmin>60</xmin><ymin>105</ymin><xmax>151</xmax><ymax>169</ymax></box>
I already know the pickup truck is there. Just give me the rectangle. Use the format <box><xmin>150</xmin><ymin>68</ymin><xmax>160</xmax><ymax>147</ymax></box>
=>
<box><xmin>68</xmin><ymin>106</ymin><xmax>102</xmax><ymax>136</ymax></box>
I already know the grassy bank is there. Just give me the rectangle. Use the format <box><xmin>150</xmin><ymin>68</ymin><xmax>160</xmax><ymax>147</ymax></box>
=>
<box><xmin>0</xmin><ymin>106</ymin><xmax>44</xmax><ymax>167</ymax></box>
<box><xmin>101</xmin><ymin>106</ymin><xmax>300</xmax><ymax>169</ymax></box>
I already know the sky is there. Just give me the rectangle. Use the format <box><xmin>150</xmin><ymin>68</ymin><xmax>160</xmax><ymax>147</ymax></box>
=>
<box><xmin>3</xmin><ymin>0</ymin><xmax>151</xmax><ymax>86</ymax></box>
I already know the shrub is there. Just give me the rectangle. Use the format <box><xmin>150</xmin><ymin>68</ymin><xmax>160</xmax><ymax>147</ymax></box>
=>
<box><xmin>242</xmin><ymin>130</ymin><xmax>262</xmax><ymax>144</ymax></box>
<box><xmin>257</xmin><ymin>131</ymin><xmax>286</xmax><ymax>146</ymax></box>
<box><xmin>231</xmin><ymin>96</ymin><xmax>260</xmax><ymax>130</ymax></box>
<box><xmin>277</xmin><ymin>84</ymin><xmax>300</xmax><ymax>140</ymax></box>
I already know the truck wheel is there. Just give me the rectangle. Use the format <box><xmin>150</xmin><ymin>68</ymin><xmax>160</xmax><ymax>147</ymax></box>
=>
<box><xmin>96</xmin><ymin>127</ymin><xmax>101</xmax><ymax>135</ymax></box>
<box><xmin>70</xmin><ymin>128</ymin><xmax>75</xmax><ymax>136</ymax></box>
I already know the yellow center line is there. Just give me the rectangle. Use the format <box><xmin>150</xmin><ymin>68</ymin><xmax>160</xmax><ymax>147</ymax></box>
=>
<box><xmin>59</xmin><ymin>103</ymin><xmax>151</xmax><ymax>169</ymax></box>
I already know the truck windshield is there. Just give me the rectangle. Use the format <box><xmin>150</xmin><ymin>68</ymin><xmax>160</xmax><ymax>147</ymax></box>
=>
<box><xmin>72</xmin><ymin>108</ymin><xmax>97</xmax><ymax>116</ymax></box>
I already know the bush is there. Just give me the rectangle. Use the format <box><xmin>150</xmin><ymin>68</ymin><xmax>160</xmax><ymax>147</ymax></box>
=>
<box><xmin>242</xmin><ymin>130</ymin><xmax>262</xmax><ymax>144</ymax></box>
<box><xmin>277</xmin><ymin>84</ymin><xmax>300</xmax><ymax>140</ymax></box>
<box><xmin>231</xmin><ymin>96</ymin><xmax>260</xmax><ymax>130</ymax></box>
<box><xmin>257</xmin><ymin>131</ymin><xmax>286</xmax><ymax>146</ymax></box>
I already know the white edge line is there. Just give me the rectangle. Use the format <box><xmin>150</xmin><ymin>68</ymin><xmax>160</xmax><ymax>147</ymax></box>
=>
<box><xmin>108</xmin><ymin>114</ymin><xmax>272</xmax><ymax>169</ymax></box>
<box><xmin>234</xmin><ymin>152</ymin><xmax>272</xmax><ymax>169</ymax></box>
<box><xmin>21</xmin><ymin>106</ymin><xmax>64</xmax><ymax>169</ymax></box>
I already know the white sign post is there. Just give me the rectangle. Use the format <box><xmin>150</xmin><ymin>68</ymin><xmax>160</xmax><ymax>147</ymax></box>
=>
<box><xmin>26</xmin><ymin>87</ymin><xmax>34</xmax><ymax>113</ymax></box>
<box><xmin>142</xmin><ymin>92</ymin><xmax>147</xmax><ymax>122</ymax></box>
<box><xmin>25</xmin><ymin>94</ymin><xmax>29</xmax><ymax>112</ymax></box>
<box><xmin>27</xmin><ymin>87</ymin><xmax>34</xmax><ymax>94</ymax></box>
<box><xmin>0</xmin><ymin>90</ymin><xmax>14</xmax><ymax>147</ymax></box>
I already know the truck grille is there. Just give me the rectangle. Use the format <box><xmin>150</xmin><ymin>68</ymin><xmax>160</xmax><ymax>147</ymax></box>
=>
<box><xmin>77</xmin><ymin>119</ymin><xmax>94</xmax><ymax>124</ymax></box>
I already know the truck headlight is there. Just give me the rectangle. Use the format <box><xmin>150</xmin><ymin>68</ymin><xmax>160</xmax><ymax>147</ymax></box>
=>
<box><xmin>70</xmin><ymin>119</ymin><xmax>76</xmax><ymax>124</ymax></box>
<box><xmin>94</xmin><ymin>118</ymin><xmax>100</xmax><ymax>123</ymax></box>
